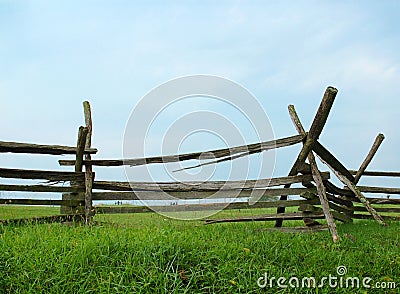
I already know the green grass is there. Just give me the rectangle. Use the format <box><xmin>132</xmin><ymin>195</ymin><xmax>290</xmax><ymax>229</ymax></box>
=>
<box><xmin>0</xmin><ymin>206</ymin><xmax>399</xmax><ymax>293</ymax></box>
<box><xmin>0</xmin><ymin>205</ymin><xmax>60</xmax><ymax>219</ymax></box>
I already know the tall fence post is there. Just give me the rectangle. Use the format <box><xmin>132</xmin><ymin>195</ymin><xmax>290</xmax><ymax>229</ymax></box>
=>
<box><xmin>288</xmin><ymin>104</ymin><xmax>339</xmax><ymax>242</ymax></box>
<box><xmin>275</xmin><ymin>86</ymin><xmax>337</xmax><ymax>227</ymax></box>
<box><xmin>83</xmin><ymin>101</ymin><xmax>94</xmax><ymax>224</ymax></box>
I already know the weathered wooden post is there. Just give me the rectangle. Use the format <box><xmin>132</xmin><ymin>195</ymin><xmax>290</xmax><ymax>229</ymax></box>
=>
<box><xmin>354</xmin><ymin>134</ymin><xmax>385</xmax><ymax>184</ymax></box>
<box><xmin>60</xmin><ymin>126</ymin><xmax>88</xmax><ymax>219</ymax></box>
<box><xmin>288</xmin><ymin>105</ymin><xmax>339</xmax><ymax>242</ymax></box>
<box><xmin>83</xmin><ymin>101</ymin><xmax>94</xmax><ymax>224</ymax></box>
<box><xmin>275</xmin><ymin>86</ymin><xmax>337</xmax><ymax>227</ymax></box>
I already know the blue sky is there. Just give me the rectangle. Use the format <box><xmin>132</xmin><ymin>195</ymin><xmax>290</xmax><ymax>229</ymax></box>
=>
<box><xmin>1</xmin><ymin>1</ymin><xmax>399</xmax><ymax>187</ymax></box>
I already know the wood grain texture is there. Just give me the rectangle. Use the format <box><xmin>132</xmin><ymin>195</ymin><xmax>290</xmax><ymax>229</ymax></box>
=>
<box><xmin>0</xmin><ymin>141</ymin><xmax>97</xmax><ymax>155</ymax></box>
<box><xmin>331</xmin><ymin>211</ymin><xmax>353</xmax><ymax>223</ymax></box>
<box><xmin>275</xmin><ymin>87</ymin><xmax>337</xmax><ymax>227</ymax></box>
<box><xmin>83</xmin><ymin>101</ymin><xmax>94</xmax><ymax>224</ymax></box>
<box><xmin>0</xmin><ymin>167</ymin><xmax>85</xmax><ymax>182</ymax></box>
<box><xmin>313</xmin><ymin>142</ymin><xmax>354</xmax><ymax>182</ymax></box>
<box><xmin>354</xmin><ymin>134</ymin><xmax>385</xmax><ymax>184</ymax></box>
<box><xmin>348</xmin><ymin>170</ymin><xmax>400</xmax><ymax>177</ymax></box>
<box><xmin>288</xmin><ymin>104</ymin><xmax>339</xmax><ymax>242</ymax></box>
<box><xmin>325</xmin><ymin>181</ymin><xmax>354</xmax><ymax>197</ymax></box>
<box><xmin>353</xmin><ymin>186</ymin><xmax>400</xmax><ymax>194</ymax></box>
<box><xmin>95</xmin><ymin>199</ymin><xmax>320</xmax><ymax>215</ymax></box>
<box><xmin>0</xmin><ymin>184</ymin><xmax>83</xmax><ymax>193</ymax></box>
<box><xmin>308</xmin><ymin>86</ymin><xmax>337</xmax><ymax>140</ymax></box>
<box><xmin>92</xmin><ymin>173</ymin><xmax>329</xmax><ymax>192</ymax></box>
<box><xmin>74</xmin><ymin>126</ymin><xmax>88</xmax><ymax>173</ymax></box>
<box><xmin>352</xmin><ymin>206</ymin><xmax>400</xmax><ymax>213</ymax></box>
<box><xmin>58</xmin><ymin>134</ymin><xmax>304</xmax><ymax>166</ymax></box>
<box><xmin>361</xmin><ymin>198</ymin><xmax>400</xmax><ymax>204</ymax></box>
<box><xmin>92</xmin><ymin>188</ymin><xmax>317</xmax><ymax>201</ymax></box>
<box><xmin>318</xmin><ymin>156</ymin><xmax>387</xmax><ymax>226</ymax></box>
<box><xmin>0</xmin><ymin>199</ymin><xmax>83</xmax><ymax>206</ymax></box>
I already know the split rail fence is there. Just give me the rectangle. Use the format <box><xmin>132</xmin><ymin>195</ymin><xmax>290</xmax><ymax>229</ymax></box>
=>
<box><xmin>1</xmin><ymin>87</ymin><xmax>400</xmax><ymax>242</ymax></box>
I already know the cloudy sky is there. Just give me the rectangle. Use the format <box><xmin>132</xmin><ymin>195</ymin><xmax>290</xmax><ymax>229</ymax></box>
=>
<box><xmin>1</xmin><ymin>1</ymin><xmax>399</xmax><ymax>187</ymax></box>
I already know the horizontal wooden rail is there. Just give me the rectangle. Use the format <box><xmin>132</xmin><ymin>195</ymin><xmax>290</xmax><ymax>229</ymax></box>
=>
<box><xmin>352</xmin><ymin>206</ymin><xmax>400</xmax><ymax>213</ymax></box>
<box><xmin>0</xmin><ymin>184</ymin><xmax>84</xmax><ymax>193</ymax></box>
<box><xmin>325</xmin><ymin>181</ymin><xmax>354</xmax><ymax>197</ymax></box>
<box><xmin>325</xmin><ymin>193</ymin><xmax>354</xmax><ymax>206</ymax></box>
<box><xmin>327</xmin><ymin>201</ymin><xmax>354</xmax><ymax>214</ymax></box>
<box><xmin>328</xmin><ymin>181</ymin><xmax>400</xmax><ymax>195</ymax></box>
<box><xmin>59</xmin><ymin>134</ymin><xmax>304</xmax><ymax>166</ymax></box>
<box><xmin>0</xmin><ymin>141</ymin><xmax>97</xmax><ymax>155</ymax></box>
<box><xmin>347</xmin><ymin>186</ymin><xmax>400</xmax><ymax>194</ymax></box>
<box><xmin>95</xmin><ymin>199</ymin><xmax>320</xmax><ymax>214</ymax></box>
<box><xmin>352</xmin><ymin>197</ymin><xmax>400</xmax><ymax>204</ymax></box>
<box><xmin>0</xmin><ymin>167</ymin><xmax>86</xmax><ymax>183</ymax></box>
<box><xmin>352</xmin><ymin>214</ymin><xmax>400</xmax><ymax>221</ymax></box>
<box><xmin>93</xmin><ymin>173</ymin><xmax>329</xmax><ymax>192</ymax></box>
<box><xmin>92</xmin><ymin>188</ymin><xmax>317</xmax><ymax>201</ymax></box>
<box><xmin>0</xmin><ymin>199</ymin><xmax>83</xmax><ymax>206</ymax></box>
<box><xmin>349</xmin><ymin>170</ymin><xmax>400</xmax><ymax>177</ymax></box>
<box><xmin>331</xmin><ymin>211</ymin><xmax>353</xmax><ymax>223</ymax></box>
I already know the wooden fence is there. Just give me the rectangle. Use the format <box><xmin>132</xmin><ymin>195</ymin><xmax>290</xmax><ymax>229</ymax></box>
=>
<box><xmin>0</xmin><ymin>102</ymin><xmax>96</xmax><ymax>223</ymax></box>
<box><xmin>1</xmin><ymin>87</ymin><xmax>400</xmax><ymax>242</ymax></box>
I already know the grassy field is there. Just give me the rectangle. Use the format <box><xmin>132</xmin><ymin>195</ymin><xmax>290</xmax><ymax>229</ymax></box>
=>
<box><xmin>0</xmin><ymin>206</ymin><xmax>399</xmax><ymax>293</ymax></box>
